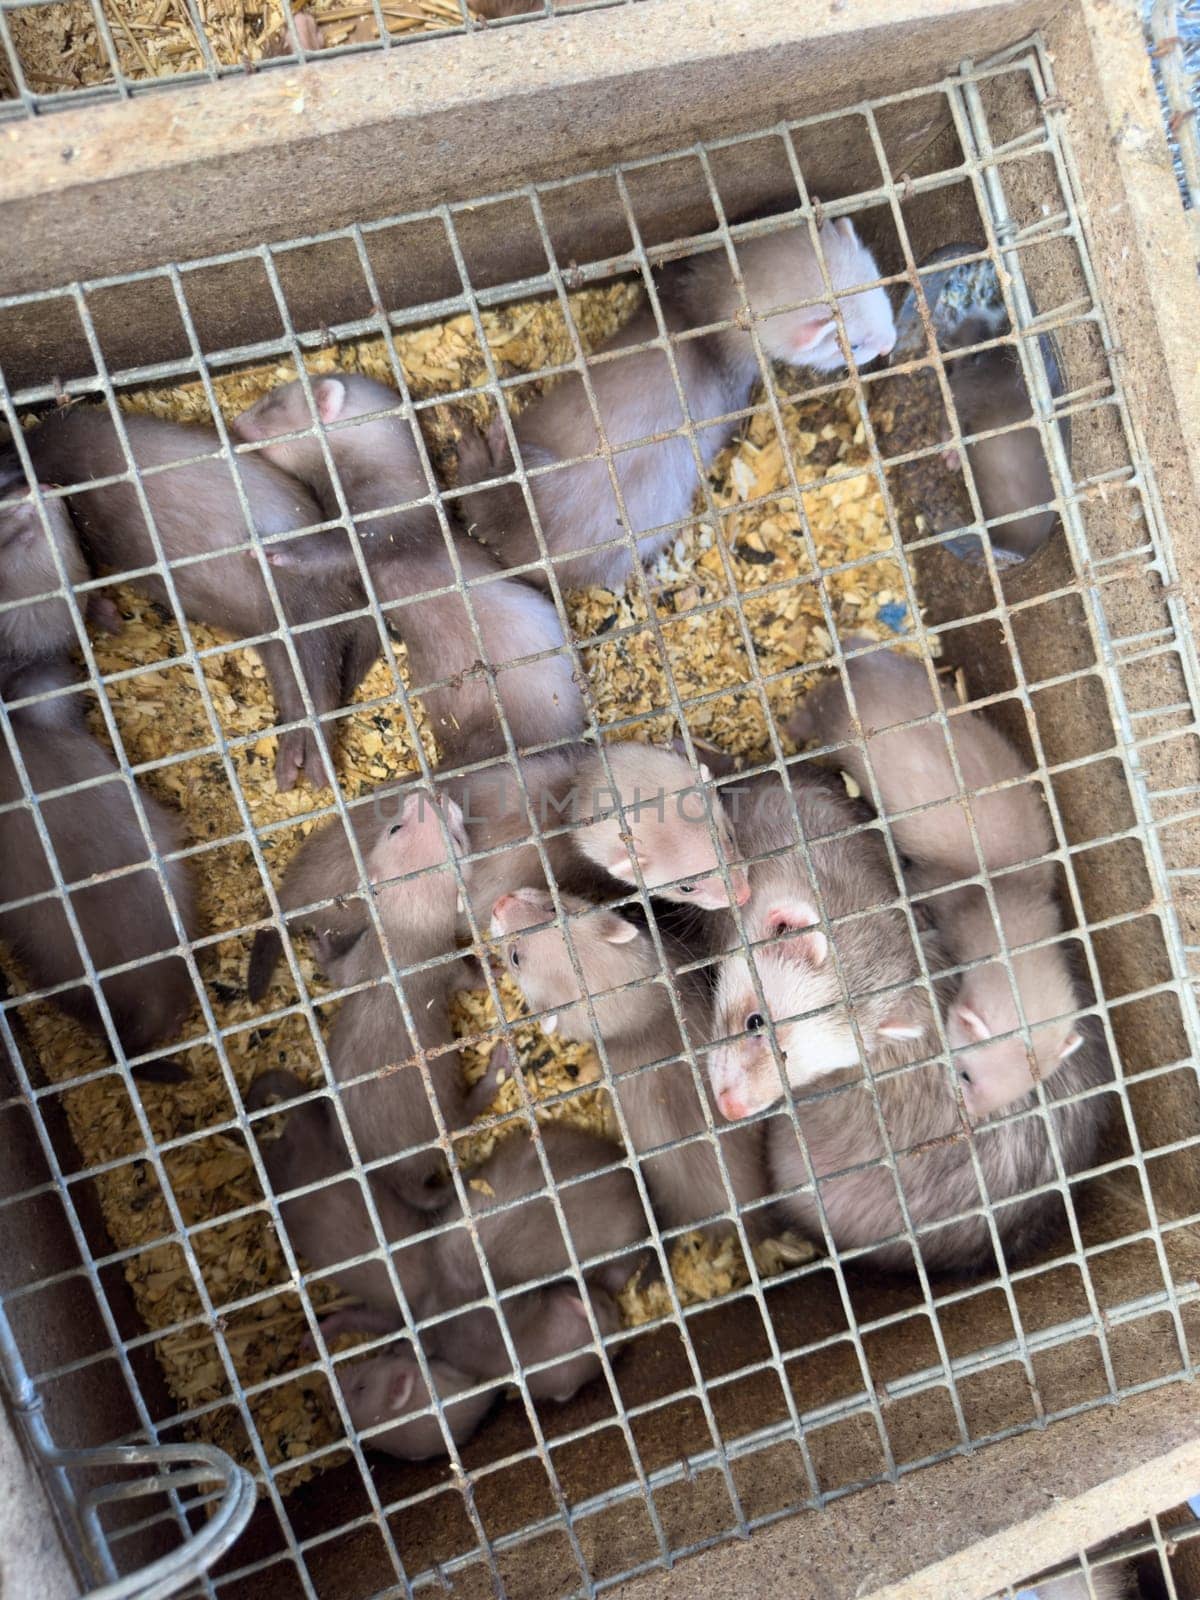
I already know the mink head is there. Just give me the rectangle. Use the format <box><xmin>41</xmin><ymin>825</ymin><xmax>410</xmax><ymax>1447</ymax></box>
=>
<box><xmin>490</xmin><ymin>886</ymin><xmax>663</xmax><ymax>1042</ymax></box>
<box><xmin>740</xmin><ymin>217</ymin><xmax>896</xmax><ymax>374</ymax></box>
<box><xmin>369</xmin><ymin>789</ymin><xmax>469</xmax><ymax>880</ymax></box>
<box><xmin>232</xmin><ymin>374</ymin><xmax>412</xmax><ymax>490</ymax></box>
<box><xmin>708</xmin><ymin>896</ymin><xmax>928</xmax><ymax>1119</ymax></box>
<box><xmin>572</xmin><ymin>744</ymin><xmax>750</xmax><ymax>910</ymax></box>
<box><xmin>0</xmin><ymin>488</ymin><xmax>86</xmax><ymax>601</ymax></box>
<box><xmin>948</xmin><ymin>954</ymin><xmax>1084</xmax><ymax>1120</ymax></box>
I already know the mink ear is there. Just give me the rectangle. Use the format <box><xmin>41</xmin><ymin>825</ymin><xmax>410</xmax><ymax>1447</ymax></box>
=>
<box><xmin>878</xmin><ymin>993</ymin><xmax>927</xmax><ymax>1041</ymax></box>
<box><xmin>388</xmin><ymin>1367</ymin><xmax>418</xmax><ymax>1416</ymax></box>
<box><xmin>438</xmin><ymin>795</ymin><xmax>470</xmax><ymax>856</ymax></box>
<box><xmin>952</xmin><ymin>1002</ymin><xmax>991</xmax><ymax>1043</ymax></box>
<box><xmin>764</xmin><ymin>901</ymin><xmax>828</xmax><ymax>967</ymax></box>
<box><xmin>485</xmin><ymin>412</ymin><xmax>509</xmax><ymax>465</ymax></box>
<box><xmin>605</xmin><ymin>842</ymin><xmax>642</xmax><ymax>881</ymax></box>
<box><xmin>312</xmin><ymin>377</ymin><xmax>347</xmax><ymax>425</ymax></box>
<box><xmin>597</xmin><ymin>913</ymin><xmax>639</xmax><ymax>946</ymax></box>
<box><xmin>791</xmin><ymin>313</ymin><xmax>836</xmax><ymax>353</ymax></box>
<box><xmin>764</xmin><ymin>899</ymin><xmax>818</xmax><ymax>936</ymax></box>
<box><xmin>399</xmin><ymin>791</ymin><xmax>426</xmax><ymax>825</ymax></box>
<box><xmin>878</xmin><ymin>1020</ymin><xmax>926</xmax><ymax>1041</ymax></box>
<box><xmin>1060</xmin><ymin>1030</ymin><xmax>1085</xmax><ymax>1062</ymax></box>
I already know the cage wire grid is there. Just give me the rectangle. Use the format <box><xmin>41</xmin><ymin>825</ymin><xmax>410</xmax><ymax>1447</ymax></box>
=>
<box><xmin>0</xmin><ymin>50</ymin><xmax>1190</xmax><ymax>1600</ymax></box>
<box><xmin>0</xmin><ymin>36</ymin><xmax>1197</xmax><ymax>1599</ymax></box>
<box><xmin>0</xmin><ymin>31</ymin><xmax>1190</xmax><ymax>1593</ymax></box>
<box><xmin>0</xmin><ymin>0</ymin><xmax>647</xmax><ymax>122</ymax></box>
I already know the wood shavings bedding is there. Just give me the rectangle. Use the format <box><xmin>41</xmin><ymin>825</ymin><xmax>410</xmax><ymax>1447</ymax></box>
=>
<box><xmin>2</xmin><ymin>0</ymin><xmax>489</xmax><ymax>104</ymax></box>
<box><xmin>6</xmin><ymin>279</ymin><xmax>915</xmax><ymax>1488</ymax></box>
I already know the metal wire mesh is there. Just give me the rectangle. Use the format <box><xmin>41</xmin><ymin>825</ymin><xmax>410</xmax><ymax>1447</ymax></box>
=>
<box><xmin>996</xmin><ymin>1497</ymin><xmax>1200</xmax><ymax>1598</ymax></box>
<box><xmin>0</xmin><ymin>0</ymin><xmax>642</xmax><ymax>123</ymax></box>
<box><xmin>0</xmin><ymin>34</ymin><xmax>1198</xmax><ymax>1599</ymax></box>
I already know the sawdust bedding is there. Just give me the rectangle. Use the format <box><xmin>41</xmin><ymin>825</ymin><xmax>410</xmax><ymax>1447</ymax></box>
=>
<box><xmin>8</xmin><ymin>280</ymin><xmax>919</xmax><ymax>1488</ymax></box>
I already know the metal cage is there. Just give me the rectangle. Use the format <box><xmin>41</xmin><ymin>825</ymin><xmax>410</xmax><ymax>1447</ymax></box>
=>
<box><xmin>1</xmin><ymin>30</ymin><xmax>1198</xmax><ymax>1600</ymax></box>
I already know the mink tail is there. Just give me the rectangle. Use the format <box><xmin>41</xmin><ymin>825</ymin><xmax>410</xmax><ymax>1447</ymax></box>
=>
<box><xmin>246</xmin><ymin>927</ymin><xmax>284</xmax><ymax>1003</ymax></box>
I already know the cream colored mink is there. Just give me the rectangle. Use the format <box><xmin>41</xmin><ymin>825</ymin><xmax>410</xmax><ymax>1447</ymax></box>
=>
<box><xmin>457</xmin><ymin>216</ymin><xmax>896</xmax><ymax>591</ymax></box>
<box><xmin>791</xmin><ymin>638</ymin><xmax>1085</xmax><ymax>1118</ymax></box>
<box><xmin>26</xmin><ymin>407</ymin><xmax>370</xmax><ymax>790</ymax></box>
<box><xmin>0</xmin><ymin>484</ymin><xmax>88</xmax><ymax>679</ymax></box>
<box><xmin>491</xmin><ymin>886</ymin><xmax>768</xmax><ymax>1234</ymax></box>
<box><xmin>246</xmin><ymin>740</ymin><xmax>747</xmax><ymax>997</ymax></box>
<box><xmin>0</xmin><ymin>662</ymin><xmax>200</xmax><ymax>1066</ymax></box>
<box><xmin>706</xmin><ymin>767</ymin><xmax>932</xmax><ymax>1118</ymax></box>
<box><xmin>704</xmin><ymin>766</ymin><xmax>1111</xmax><ymax>1274</ymax></box>
<box><xmin>233</xmin><ymin>373</ymin><xmax>584</xmax><ymax>765</ymax></box>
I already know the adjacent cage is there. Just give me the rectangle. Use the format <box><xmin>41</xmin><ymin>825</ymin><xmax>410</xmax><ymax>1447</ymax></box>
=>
<box><xmin>998</xmin><ymin>1493</ymin><xmax>1200</xmax><ymax>1598</ymax></box>
<box><xmin>0</xmin><ymin>0</ymin><xmax>639</xmax><ymax>123</ymax></box>
<box><xmin>1</xmin><ymin>23</ymin><xmax>1199</xmax><ymax>1600</ymax></box>
<box><xmin>1146</xmin><ymin>0</ymin><xmax>1200</xmax><ymax>247</ymax></box>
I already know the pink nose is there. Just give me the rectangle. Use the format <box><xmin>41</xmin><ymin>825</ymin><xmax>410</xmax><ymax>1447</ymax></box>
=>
<box><xmin>717</xmin><ymin>1089</ymin><xmax>749</xmax><ymax>1121</ymax></box>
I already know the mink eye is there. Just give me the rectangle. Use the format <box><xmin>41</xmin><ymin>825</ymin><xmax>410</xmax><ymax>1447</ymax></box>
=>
<box><xmin>745</xmin><ymin>1012</ymin><xmax>765</xmax><ymax>1034</ymax></box>
<box><xmin>509</xmin><ymin>947</ymin><xmax>521</xmax><ymax>969</ymax></box>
